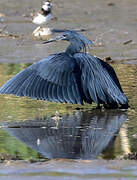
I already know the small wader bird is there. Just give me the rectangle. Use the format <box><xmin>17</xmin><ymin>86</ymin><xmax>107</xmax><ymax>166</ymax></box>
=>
<box><xmin>32</xmin><ymin>0</ymin><xmax>54</xmax><ymax>26</ymax></box>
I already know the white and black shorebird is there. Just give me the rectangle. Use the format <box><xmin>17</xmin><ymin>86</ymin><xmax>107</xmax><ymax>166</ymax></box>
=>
<box><xmin>32</xmin><ymin>0</ymin><xmax>54</xmax><ymax>26</ymax></box>
<box><xmin>32</xmin><ymin>0</ymin><xmax>56</xmax><ymax>37</ymax></box>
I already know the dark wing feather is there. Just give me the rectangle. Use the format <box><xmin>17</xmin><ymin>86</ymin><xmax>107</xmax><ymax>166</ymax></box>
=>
<box><xmin>74</xmin><ymin>53</ymin><xmax>128</xmax><ymax>105</ymax></box>
<box><xmin>0</xmin><ymin>53</ymin><xmax>83</xmax><ymax>104</ymax></box>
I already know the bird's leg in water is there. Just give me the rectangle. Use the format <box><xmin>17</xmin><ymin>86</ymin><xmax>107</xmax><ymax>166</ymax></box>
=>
<box><xmin>96</xmin><ymin>104</ymin><xmax>102</xmax><ymax>109</ymax></box>
<box><xmin>103</xmin><ymin>103</ymin><xmax>118</xmax><ymax>109</ymax></box>
<box><xmin>119</xmin><ymin>103</ymin><xmax>129</xmax><ymax>109</ymax></box>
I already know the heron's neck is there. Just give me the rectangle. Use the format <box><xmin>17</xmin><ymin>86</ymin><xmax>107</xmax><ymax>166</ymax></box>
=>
<box><xmin>66</xmin><ymin>41</ymin><xmax>82</xmax><ymax>55</ymax></box>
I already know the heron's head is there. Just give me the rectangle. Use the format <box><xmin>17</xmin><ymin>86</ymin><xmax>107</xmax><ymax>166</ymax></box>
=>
<box><xmin>44</xmin><ymin>30</ymin><xmax>93</xmax><ymax>48</ymax></box>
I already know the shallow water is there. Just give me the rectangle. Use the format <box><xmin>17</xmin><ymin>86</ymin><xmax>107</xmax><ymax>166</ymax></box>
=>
<box><xmin>0</xmin><ymin>64</ymin><xmax>137</xmax><ymax>180</ymax></box>
<box><xmin>0</xmin><ymin>63</ymin><xmax>137</xmax><ymax>161</ymax></box>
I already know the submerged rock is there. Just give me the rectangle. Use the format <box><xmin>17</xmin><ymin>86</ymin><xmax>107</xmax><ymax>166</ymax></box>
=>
<box><xmin>32</xmin><ymin>26</ymin><xmax>52</xmax><ymax>40</ymax></box>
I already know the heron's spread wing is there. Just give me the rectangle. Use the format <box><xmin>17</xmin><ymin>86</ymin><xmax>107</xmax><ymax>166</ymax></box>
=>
<box><xmin>74</xmin><ymin>53</ymin><xmax>128</xmax><ymax>105</ymax></box>
<box><xmin>0</xmin><ymin>53</ymin><xmax>82</xmax><ymax>104</ymax></box>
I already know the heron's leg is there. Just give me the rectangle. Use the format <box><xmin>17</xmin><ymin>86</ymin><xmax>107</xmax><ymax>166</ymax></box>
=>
<box><xmin>96</xmin><ymin>103</ymin><xmax>102</xmax><ymax>109</ymax></box>
<box><xmin>103</xmin><ymin>103</ymin><xmax>118</xmax><ymax>109</ymax></box>
<box><xmin>119</xmin><ymin>103</ymin><xmax>129</xmax><ymax>109</ymax></box>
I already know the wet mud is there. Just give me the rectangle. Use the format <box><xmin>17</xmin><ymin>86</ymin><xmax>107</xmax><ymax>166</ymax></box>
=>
<box><xmin>0</xmin><ymin>0</ymin><xmax>137</xmax><ymax>63</ymax></box>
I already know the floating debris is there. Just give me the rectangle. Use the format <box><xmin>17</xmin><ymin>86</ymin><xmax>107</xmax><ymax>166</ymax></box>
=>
<box><xmin>0</xmin><ymin>24</ymin><xmax>23</xmax><ymax>39</ymax></box>
<box><xmin>0</xmin><ymin>26</ymin><xmax>24</xmax><ymax>39</ymax></box>
<box><xmin>124</xmin><ymin>152</ymin><xmax>137</xmax><ymax>160</ymax></box>
<box><xmin>0</xmin><ymin>153</ymin><xmax>23</xmax><ymax>162</ymax></box>
<box><xmin>22</xmin><ymin>12</ymin><xmax>34</xmax><ymax>18</ymax></box>
<box><xmin>104</xmin><ymin>56</ymin><xmax>113</xmax><ymax>63</ymax></box>
<box><xmin>123</xmin><ymin>40</ymin><xmax>132</xmax><ymax>45</ymax></box>
<box><xmin>132</xmin><ymin>133</ymin><xmax>137</xmax><ymax>139</ymax></box>
<box><xmin>0</xmin><ymin>25</ymin><xmax>7</xmax><ymax>33</ymax></box>
<box><xmin>107</xmin><ymin>2</ymin><xmax>115</xmax><ymax>6</ymax></box>
<box><xmin>0</xmin><ymin>13</ymin><xmax>5</xmax><ymax>22</ymax></box>
<box><xmin>98</xmin><ymin>42</ymin><xmax>103</xmax><ymax>47</ymax></box>
<box><xmin>0</xmin><ymin>12</ymin><xmax>6</xmax><ymax>17</ymax></box>
<box><xmin>0</xmin><ymin>32</ymin><xmax>24</xmax><ymax>39</ymax></box>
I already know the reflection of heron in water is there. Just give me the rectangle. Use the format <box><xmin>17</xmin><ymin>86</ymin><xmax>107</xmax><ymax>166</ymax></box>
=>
<box><xmin>4</xmin><ymin>110</ymin><xmax>127</xmax><ymax>159</ymax></box>
<box><xmin>0</xmin><ymin>30</ymin><xmax>129</xmax><ymax>109</ymax></box>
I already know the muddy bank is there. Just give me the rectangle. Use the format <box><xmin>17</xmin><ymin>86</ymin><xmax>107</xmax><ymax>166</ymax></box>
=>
<box><xmin>0</xmin><ymin>0</ymin><xmax>137</xmax><ymax>63</ymax></box>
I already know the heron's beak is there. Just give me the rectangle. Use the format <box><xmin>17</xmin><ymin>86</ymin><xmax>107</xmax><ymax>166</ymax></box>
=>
<box><xmin>43</xmin><ymin>38</ymin><xmax>58</xmax><ymax>44</ymax></box>
<box><xmin>43</xmin><ymin>35</ymin><xmax>66</xmax><ymax>44</ymax></box>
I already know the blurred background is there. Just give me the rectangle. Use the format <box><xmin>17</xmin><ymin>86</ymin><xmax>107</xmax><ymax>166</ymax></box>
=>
<box><xmin>0</xmin><ymin>0</ymin><xmax>137</xmax><ymax>63</ymax></box>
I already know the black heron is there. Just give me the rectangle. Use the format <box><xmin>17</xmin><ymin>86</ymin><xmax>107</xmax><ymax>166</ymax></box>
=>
<box><xmin>0</xmin><ymin>30</ymin><xmax>129</xmax><ymax>109</ymax></box>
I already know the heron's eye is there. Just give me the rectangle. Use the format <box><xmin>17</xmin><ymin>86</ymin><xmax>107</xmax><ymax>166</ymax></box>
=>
<box><xmin>62</xmin><ymin>34</ymin><xmax>66</xmax><ymax>37</ymax></box>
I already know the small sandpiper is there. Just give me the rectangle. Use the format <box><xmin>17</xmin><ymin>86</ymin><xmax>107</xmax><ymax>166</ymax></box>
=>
<box><xmin>32</xmin><ymin>0</ymin><xmax>56</xmax><ymax>37</ymax></box>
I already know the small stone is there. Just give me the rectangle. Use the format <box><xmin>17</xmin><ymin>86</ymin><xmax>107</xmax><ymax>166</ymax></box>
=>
<box><xmin>132</xmin><ymin>134</ymin><xmax>137</xmax><ymax>139</ymax></box>
<box><xmin>107</xmin><ymin>2</ymin><xmax>115</xmax><ymax>6</ymax></box>
<box><xmin>105</xmin><ymin>56</ymin><xmax>112</xmax><ymax>62</ymax></box>
<box><xmin>98</xmin><ymin>42</ymin><xmax>103</xmax><ymax>47</ymax></box>
<box><xmin>0</xmin><ymin>12</ymin><xmax>5</xmax><ymax>17</ymax></box>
